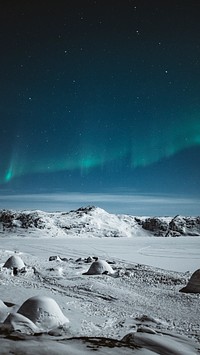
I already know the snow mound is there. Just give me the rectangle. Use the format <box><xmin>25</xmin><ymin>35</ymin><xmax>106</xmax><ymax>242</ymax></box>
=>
<box><xmin>3</xmin><ymin>255</ymin><xmax>25</xmax><ymax>270</ymax></box>
<box><xmin>83</xmin><ymin>259</ymin><xmax>114</xmax><ymax>275</ymax></box>
<box><xmin>4</xmin><ymin>312</ymin><xmax>39</xmax><ymax>334</ymax></box>
<box><xmin>180</xmin><ymin>268</ymin><xmax>200</xmax><ymax>293</ymax></box>
<box><xmin>17</xmin><ymin>296</ymin><xmax>69</xmax><ymax>330</ymax></box>
<box><xmin>122</xmin><ymin>330</ymin><xmax>198</xmax><ymax>355</ymax></box>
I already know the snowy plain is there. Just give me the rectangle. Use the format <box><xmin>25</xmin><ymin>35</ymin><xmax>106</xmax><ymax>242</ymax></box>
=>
<box><xmin>0</xmin><ymin>207</ymin><xmax>199</xmax><ymax>354</ymax></box>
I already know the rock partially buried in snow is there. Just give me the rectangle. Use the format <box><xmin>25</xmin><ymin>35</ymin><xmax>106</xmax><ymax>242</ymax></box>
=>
<box><xmin>17</xmin><ymin>296</ymin><xmax>69</xmax><ymax>330</ymax></box>
<box><xmin>49</xmin><ymin>255</ymin><xmax>62</xmax><ymax>261</ymax></box>
<box><xmin>83</xmin><ymin>259</ymin><xmax>114</xmax><ymax>275</ymax></box>
<box><xmin>3</xmin><ymin>255</ymin><xmax>25</xmax><ymax>270</ymax></box>
<box><xmin>180</xmin><ymin>269</ymin><xmax>200</xmax><ymax>293</ymax></box>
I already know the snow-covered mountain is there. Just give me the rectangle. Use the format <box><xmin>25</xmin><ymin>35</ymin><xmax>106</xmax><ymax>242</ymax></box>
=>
<box><xmin>0</xmin><ymin>206</ymin><xmax>199</xmax><ymax>238</ymax></box>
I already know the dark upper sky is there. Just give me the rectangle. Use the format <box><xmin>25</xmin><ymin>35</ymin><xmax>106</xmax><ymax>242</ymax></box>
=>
<box><xmin>1</xmin><ymin>1</ymin><xmax>200</xmax><ymax>211</ymax></box>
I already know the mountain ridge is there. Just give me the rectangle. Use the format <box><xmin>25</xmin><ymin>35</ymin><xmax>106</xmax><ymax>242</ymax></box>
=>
<box><xmin>0</xmin><ymin>206</ymin><xmax>199</xmax><ymax>238</ymax></box>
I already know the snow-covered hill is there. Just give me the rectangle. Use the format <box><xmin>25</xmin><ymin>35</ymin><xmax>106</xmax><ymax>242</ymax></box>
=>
<box><xmin>0</xmin><ymin>206</ymin><xmax>199</xmax><ymax>238</ymax></box>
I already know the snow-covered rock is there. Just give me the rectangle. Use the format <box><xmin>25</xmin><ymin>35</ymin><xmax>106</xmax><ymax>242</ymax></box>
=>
<box><xmin>17</xmin><ymin>296</ymin><xmax>69</xmax><ymax>331</ymax></box>
<box><xmin>83</xmin><ymin>259</ymin><xmax>114</xmax><ymax>275</ymax></box>
<box><xmin>3</xmin><ymin>255</ymin><xmax>25</xmax><ymax>270</ymax></box>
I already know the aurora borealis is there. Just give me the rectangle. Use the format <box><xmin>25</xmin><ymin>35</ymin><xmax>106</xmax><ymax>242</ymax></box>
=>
<box><xmin>1</xmin><ymin>1</ymin><xmax>200</xmax><ymax>214</ymax></box>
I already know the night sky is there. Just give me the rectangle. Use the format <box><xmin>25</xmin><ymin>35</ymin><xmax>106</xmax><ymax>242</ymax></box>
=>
<box><xmin>1</xmin><ymin>1</ymin><xmax>200</xmax><ymax>214</ymax></box>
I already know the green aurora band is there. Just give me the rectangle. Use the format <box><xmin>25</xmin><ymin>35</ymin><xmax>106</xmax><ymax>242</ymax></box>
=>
<box><xmin>2</xmin><ymin>112</ymin><xmax>200</xmax><ymax>184</ymax></box>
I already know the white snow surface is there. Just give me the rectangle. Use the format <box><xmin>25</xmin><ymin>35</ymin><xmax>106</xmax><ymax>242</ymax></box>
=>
<box><xmin>0</xmin><ymin>206</ymin><xmax>199</xmax><ymax>354</ymax></box>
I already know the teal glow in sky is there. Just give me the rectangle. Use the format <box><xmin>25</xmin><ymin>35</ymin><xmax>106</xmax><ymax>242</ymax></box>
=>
<box><xmin>0</xmin><ymin>1</ymin><xmax>200</xmax><ymax>211</ymax></box>
<box><xmin>3</xmin><ymin>110</ymin><xmax>200</xmax><ymax>182</ymax></box>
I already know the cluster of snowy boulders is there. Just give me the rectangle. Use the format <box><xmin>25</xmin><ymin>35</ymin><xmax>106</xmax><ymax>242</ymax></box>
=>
<box><xmin>0</xmin><ymin>206</ymin><xmax>200</xmax><ymax>237</ymax></box>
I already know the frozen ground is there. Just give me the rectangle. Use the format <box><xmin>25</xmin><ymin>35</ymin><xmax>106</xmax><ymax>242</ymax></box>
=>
<box><xmin>0</xmin><ymin>236</ymin><xmax>200</xmax><ymax>272</ymax></box>
<box><xmin>0</xmin><ymin>208</ymin><xmax>199</xmax><ymax>354</ymax></box>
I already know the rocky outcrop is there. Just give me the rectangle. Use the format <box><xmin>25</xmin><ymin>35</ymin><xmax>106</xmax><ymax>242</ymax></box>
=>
<box><xmin>139</xmin><ymin>215</ymin><xmax>200</xmax><ymax>237</ymax></box>
<box><xmin>141</xmin><ymin>218</ymin><xmax>168</xmax><ymax>236</ymax></box>
<box><xmin>0</xmin><ymin>210</ymin><xmax>46</xmax><ymax>230</ymax></box>
<box><xmin>169</xmin><ymin>215</ymin><xmax>200</xmax><ymax>236</ymax></box>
